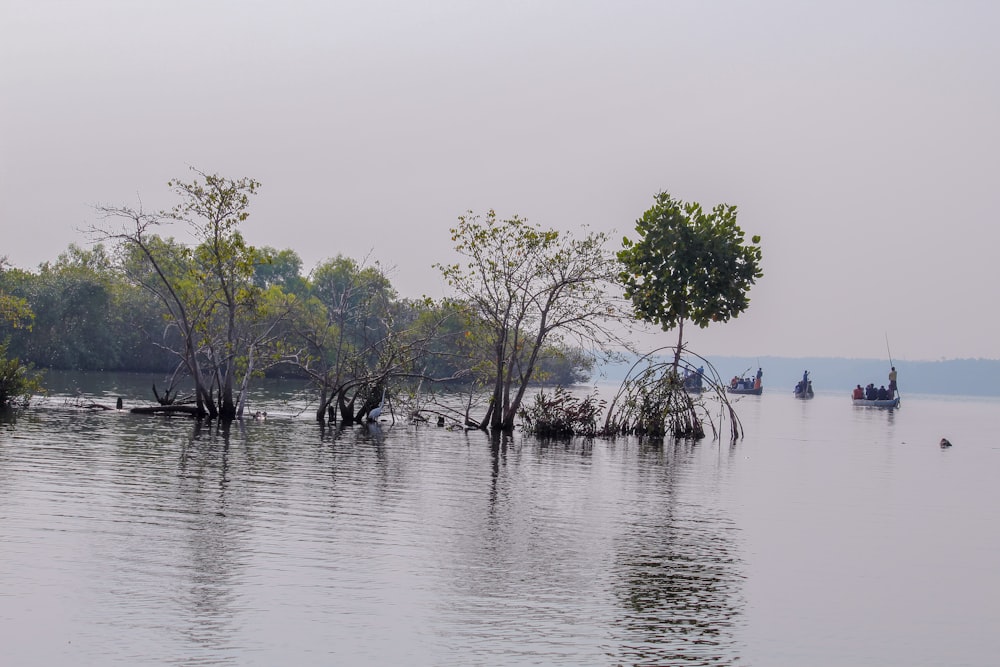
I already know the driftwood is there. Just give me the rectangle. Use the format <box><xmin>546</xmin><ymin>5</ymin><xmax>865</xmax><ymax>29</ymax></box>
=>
<box><xmin>130</xmin><ymin>405</ymin><xmax>200</xmax><ymax>416</ymax></box>
<box><xmin>76</xmin><ymin>397</ymin><xmax>125</xmax><ymax>412</ymax></box>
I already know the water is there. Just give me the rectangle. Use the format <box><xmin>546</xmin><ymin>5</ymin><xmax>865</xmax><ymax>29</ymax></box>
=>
<box><xmin>2</xmin><ymin>375</ymin><xmax>999</xmax><ymax>666</ymax></box>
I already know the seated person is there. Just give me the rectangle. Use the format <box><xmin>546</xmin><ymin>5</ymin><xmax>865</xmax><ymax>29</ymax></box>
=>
<box><xmin>852</xmin><ymin>385</ymin><xmax>864</xmax><ymax>400</ymax></box>
<box><xmin>877</xmin><ymin>385</ymin><xmax>888</xmax><ymax>400</ymax></box>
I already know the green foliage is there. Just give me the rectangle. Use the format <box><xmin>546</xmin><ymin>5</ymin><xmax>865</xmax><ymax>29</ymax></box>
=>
<box><xmin>0</xmin><ymin>292</ymin><xmax>33</xmax><ymax>330</ymax></box>
<box><xmin>618</xmin><ymin>191</ymin><xmax>763</xmax><ymax>332</ymax></box>
<box><xmin>0</xmin><ymin>257</ymin><xmax>34</xmax><ymax>331</ymax></box>
<box><xmin>285</xmin><ymin>255</ymin><xmax>406</xmax><ymax>422</ymax></box>
<box><xmin>532</xmin><ymin>344</ymin><xmax>595</xmax><ymax>385</ymax></box>
<box><xmin>436</xmin><ymin>210</ymin><xmax>620</xmax><ymax>431</ymax></box>
<box><xmin>0</xmin><ymin>339</ymin><xmax>42</xmax><ymax>409</ymax></box>
<box><xmin>0</xmin><ymin>246</ymin><xmax>174</xmax><ymax>372</ymax></box>
<box><xmin>92</xmin><ymin>169</ymin><xmax>277</xmax><ymax>419</ymax></box>
<box><xmin>253</xmin><ymin>246</ymin><xmax>307</xmax><ymax>296</ymax></box>
<box><xmin>519</xmin><ymin>386</ymin><xmax>605</xmax><ymax>437</ymax></box>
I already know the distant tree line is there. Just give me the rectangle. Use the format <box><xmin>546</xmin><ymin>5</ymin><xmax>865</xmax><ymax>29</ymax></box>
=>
<box><xmin>0</xmin><ymin>242</ymin><xmax>594</xmax><ymax>405</ymax></box>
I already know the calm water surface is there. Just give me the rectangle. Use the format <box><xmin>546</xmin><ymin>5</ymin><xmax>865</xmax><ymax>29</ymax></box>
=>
<box><xmin>2</xmin><ymin>375</ymin><xmax>999</xmax><ymax>666</ymax></box>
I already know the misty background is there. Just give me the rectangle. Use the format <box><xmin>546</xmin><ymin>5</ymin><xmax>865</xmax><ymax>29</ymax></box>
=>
<box><xmin>3</xmin><ymin>1</ymin><xmax>998</xmax><ymax>362</ymax></box>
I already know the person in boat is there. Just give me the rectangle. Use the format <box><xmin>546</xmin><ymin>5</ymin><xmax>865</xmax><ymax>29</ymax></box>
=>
<box><xmin>888</xmin><ymin>367</ymin><xmax>898</xmax><ymax>396</ymax></box>
<box><xmin>877</xmin><ymin>385</ymin><xmax>889</xmax><ymax>400</ymax></box>
<box><xmin>754</xmin><ymin>368</ymin><xmax>763</xmax><ymax>389</ymax></box>
<box><xmin>864</xmin><ymin>384</ymin><xmax>875</xmax><ymax>400</ymax></box>
<box><xmin>852</xmin><ymin>384</ymin><xmax>864</xmax><ymax>400</ymax></box>
<box><xmin>731</xmin><ymin>375</ymin><xmax>740</xmax><ymax>389</ymax></box>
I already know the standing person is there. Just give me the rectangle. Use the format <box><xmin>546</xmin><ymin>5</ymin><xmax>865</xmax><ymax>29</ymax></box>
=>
<box><xmin>755</xmin><ymin>367</ymin><xmax>763</xmax><ymax>389</ymax></box>
<box><xmin>888</xmin><ymin>366</ymin><xmax>898</xmax><ymax>396</ymax></box>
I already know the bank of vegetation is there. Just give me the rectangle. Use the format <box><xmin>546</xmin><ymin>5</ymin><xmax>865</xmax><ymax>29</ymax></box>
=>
<box><xmin>0</xmin><ymin>171</ymin><xmax>762</xmax><ymax>437</ymax></box>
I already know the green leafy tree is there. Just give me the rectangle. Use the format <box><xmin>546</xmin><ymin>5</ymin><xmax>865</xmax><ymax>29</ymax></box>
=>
<box><xmin>253</xmin><ymin>246</ymin><xmax>307</xmax><ymax>296</ymax></box>
<box><xmin>19</xmin><ymin>245</ymin><xmax>122</xmax><ymax>370</ymax></box>
<box><xmin>436</xmin><ymin>210</ymin><xmax>621</xmax><ymax>432</ymax></box>
<box><xmin>95</xmin><ymin>169</ymin><xmax>268</xmax><ymax>419</ymax></box>
<box><xmin>0</xmin><ymin>259</ymin><xmax>36</xmax><ymax>354</ymax></box>
<box><xmin>0</xmin><ymin>258</ymin><xmax>41</xmax><ymax>409</ymax></box>
<box><xmin>618</xmin><ymin>192</ymin><xmax>763</xmax><ymax>371</ymax></box>
<box><xmin>169</xmin><ymin>170</ymin><xmax>264</xmax><ymax>419</ymax></box>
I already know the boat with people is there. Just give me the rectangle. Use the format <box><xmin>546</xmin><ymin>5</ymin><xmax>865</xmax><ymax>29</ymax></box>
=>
<box><xmin>793</xmin><ymin>370</ymin><xmax>814</xmax><ymax>399</ymax></box>
<box><xmin>728</xmin><ymin>367</ymin><xmax>763</xmax><ymax>395</ymax></box>
<box><xmin>851</xmin><ymin>380</ymin><xmax>899</xmax><ymax>409</ymax></box>
<box><xmin>682</xmin><ymin>367</ymin><xmax>705</xmax><ymax>393</ymax></box>
<box><xmin>850</xmin><ymin>337</ymin><xmax>901</xmax><ymax>409</ymax></box>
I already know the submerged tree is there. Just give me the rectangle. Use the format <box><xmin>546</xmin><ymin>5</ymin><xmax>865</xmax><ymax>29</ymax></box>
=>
<box><xmin>601</xmin><ymin>349</ymin><xmax>742</xmax><ymax>441</ymax></box>
<box><xmin>288</xmin><ymin>254</ymin><xmax>399</xmax><ymax>423</ymax></box>
<box><xmin>617</xmin><ymin>191</ymin><xmax>763</xmax><ymax>371</ymax></box>
<box><xmin>94</xmin><ymin>169</ymin><xmax>273</xmax><ymax>420</ymax></box>
<box><xmin>436</xmin><ymin>210</ymin><xmax>622</xmax><ymax>432</ymax></box>
<box><xmin>169</xmin><ymin>171</ymin><xmax>265</xmax><ymax>419</ymax></box>
<box><xmin>607</xmin><ymin>192</ymin><xmax>762</xmax><ymax>441</ymax></box>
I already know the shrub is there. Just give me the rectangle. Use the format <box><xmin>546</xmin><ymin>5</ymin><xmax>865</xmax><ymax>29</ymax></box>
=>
<box><xmin>519</xmin><ymin>386</ymin><xmax>605</xmax><ymax>437</ymax></box>
<box><xmin>0</xmin><ymin>340</ymin><xmax>42</xmax><ymax>409</ymax></box>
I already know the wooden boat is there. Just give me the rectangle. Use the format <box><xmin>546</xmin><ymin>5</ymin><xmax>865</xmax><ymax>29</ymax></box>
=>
<box><xmin>793</xmin><ymin>383</ymin><xmax>814</xmax><ymax>399</ymax></box>
<box><xmin>794</xmin><ymin>371</ymin><xmax>813</xmax><ymax>399</ymax></box>
<box><xmin>682</xmin><ymin>369</ymin><xmax>705</xmax><ymax>393</ymax></box>
<box><xmin>727</xmin><ymin>368</ymin><xmax>763</xmax><ymax>395</ymax></box>
<box><xmin>683</xmin><ymin>380</ymin><xmax>704</xmax><ymax>394</ymax></box>
<box><xmin>852</xmin><ymin>397</ymin><xmax>899</xmax><ymax>409</ymax></box>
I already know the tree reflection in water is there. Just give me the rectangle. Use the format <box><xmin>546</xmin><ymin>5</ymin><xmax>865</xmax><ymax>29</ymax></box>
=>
<box><xmin>611</xmin><ymin>438</ymin><xmax>744</xmax><ymax>666</ymax></box>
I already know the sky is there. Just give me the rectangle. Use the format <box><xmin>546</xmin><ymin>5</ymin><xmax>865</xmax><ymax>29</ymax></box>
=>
<box><xmin>2</xmin><ymin>1</ymin><xmax>998</xmax><ymax>362</ymax></box>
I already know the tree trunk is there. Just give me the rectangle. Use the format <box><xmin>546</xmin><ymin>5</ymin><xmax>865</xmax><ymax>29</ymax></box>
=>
<box><xmin>315</xmin><ymin>386</ymin><xmax>329</xmax><ymax>423</ymax></box>
<box><xmin>338</xmin><ymin>388</ymin><xmax>356</xmax><ymax>425</ymax></box>
<box><xmin>219</xmin><ymin>364</ymin><xmax>237</xmax><ymax>420</ymax></box>
<box><xmin>672</xmin><ymin>319</ymin><xmax>685</xmax><ymax>375</ymax></box>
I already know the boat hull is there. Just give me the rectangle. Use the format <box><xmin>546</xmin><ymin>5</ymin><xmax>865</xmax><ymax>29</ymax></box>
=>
<box><xmin>853</xmin><ymin>397</ymin><xmax>899</xmax><ymax>409</ymax></box>
<box><xmin>727</xmin><ymin>386</ymin><xmax>762</xmax><ymax>396</ymax></box>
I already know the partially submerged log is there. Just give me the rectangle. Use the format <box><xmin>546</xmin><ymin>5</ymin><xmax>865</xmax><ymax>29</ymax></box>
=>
<box><xmin>130</xmin><ymin>404</ymin><xmax>200</xmax><ymax>416</ymax></box>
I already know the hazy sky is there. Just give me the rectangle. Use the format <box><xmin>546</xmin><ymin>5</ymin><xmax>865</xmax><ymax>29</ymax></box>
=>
<box><xmin>3</xmin><ymin>1</ymin><xmax>998</xmax><ymax>361</ymax></box>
